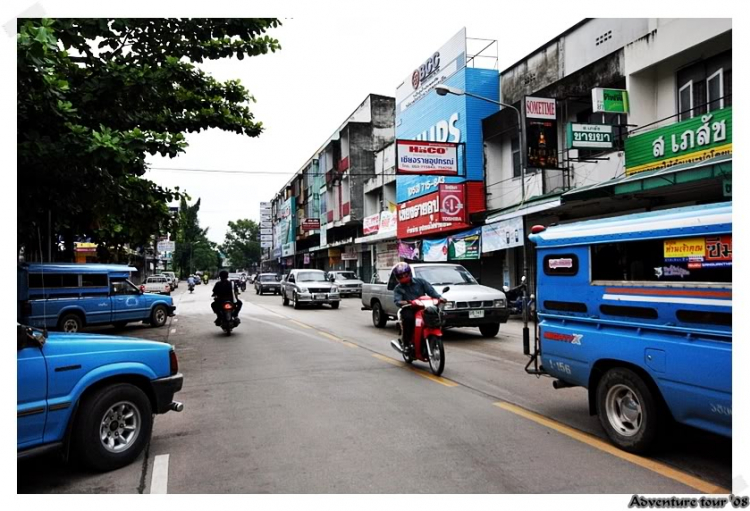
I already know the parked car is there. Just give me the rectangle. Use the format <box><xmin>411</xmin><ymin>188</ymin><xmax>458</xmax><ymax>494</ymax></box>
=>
<box><xmin>142</xmin><ymin>276</ymin><xmax>172</xmax><ymax>295</ymax></box>
<box><xmin>255</xmin><ymin>273</ymin><xmax>281</xmax><ymax>295</ymax></box>
<box><xmin>361</xmin><ymin>263</ymin><xmax>509</xmax><ymax>337</ymax></box>
<box><xmin>281</xmin><ymin>269</ymin><xmax>341</xmax><ymax>309</ymax></box>
<box><xmin>327</xmin><ymin>270</ymin><xmax>364</xmax><ymax>297</ymax></box>
<box><xmin>18</xmin><ymin>264</ymin><xmax>176</xmax><ymax>333</ymax></box>
<box><xmin>17</xmin><ymin>323</ymin><xmax>183</xmax><ymax>471</ymax></box>
<box><xmin>161</xmin><ymin>271</ymin><xmax>178</xmax><ymax>290</ymax></box>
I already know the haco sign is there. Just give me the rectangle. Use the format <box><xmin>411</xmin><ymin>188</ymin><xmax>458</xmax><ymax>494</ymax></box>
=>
<box><xmin>396</xmin><ymin>140</ymin><xmax>459</xmax><ymax>176</ymax></box>
<box><xmin>397</xmin><ymin>189</ymin><xmax>470</xmax><ymax>238</ymax></box>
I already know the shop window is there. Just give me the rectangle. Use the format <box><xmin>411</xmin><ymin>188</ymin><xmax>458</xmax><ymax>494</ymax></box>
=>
<box><xmin>676</xmin><ymin>50</ymin><xmax>732</xmax><ymax>119</ymax></box>
<box><xmin>511</xmin><ymin>137</ymin><xmax>521</xmax><ymax>178</ymax></box>
<box><xmin>542</xmin><ymin>254</ymin><xmax>579</xmax><ymax>276</ymax></box>
<box><xmin>707</xmin><ymin>69</ymin><xmax>724</xmax><ymax>112</ymax></box>
<box><xmin>591</xmin><ymin>235</ymin><xmax>732</xmax><ymax>284</ymax></box>
<box><xmin>678</xmin><ymin>81</ymin><xmax>693</xmax><ymax>121</ymax></box>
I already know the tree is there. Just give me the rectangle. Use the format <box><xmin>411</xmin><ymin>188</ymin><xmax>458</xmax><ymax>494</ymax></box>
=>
<box><xmin>17</xmin><ymin>18</ymin><xmax>281</xmax><ymax>261</ymax></box>
<box><xmin>172</xmin><ymin>197</ymin><xmax>219</xmax><ymax>277</ymax></box>
<box><xmin>221</xmin><ymin>219</ymin><xmax>261</xmax><ymax>271</ymax></box>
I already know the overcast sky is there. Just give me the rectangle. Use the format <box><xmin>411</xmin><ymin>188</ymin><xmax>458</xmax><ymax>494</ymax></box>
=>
<box><xmin>143</xmin><ymin>14</ymin><xmax>583</xmax><ymax>244</ymax></box>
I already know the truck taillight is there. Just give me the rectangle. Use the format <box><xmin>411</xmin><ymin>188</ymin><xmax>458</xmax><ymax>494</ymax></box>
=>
<box><xmin>169</xmin><ymin>349</ymin><xmax>179</xmax><ymax>375</ymax></box>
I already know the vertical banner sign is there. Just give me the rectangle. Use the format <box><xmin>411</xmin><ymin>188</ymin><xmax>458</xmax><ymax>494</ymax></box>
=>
<box><xmin>525</xmin><ymin>96</ymin><xmax>559</xmax><ymax>170</ymax></box>
<box><xmin>448</xmin><ymin>228</ymin><xmax>481</xmax><ymax>260</ymax></box>
<box><xmin>438</xmin><ymin>183</ymin><xmax>466</xmax><ymax>222</ymax></box>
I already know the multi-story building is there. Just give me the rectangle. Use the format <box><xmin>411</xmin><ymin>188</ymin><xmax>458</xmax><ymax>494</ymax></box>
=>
<box><xmin>262</xmin><ymin>94</ymin><xmax>395</xmax><ymax>278</ymax></box>
<box><xmin>479</xmin><ymin>18</ymin><xmax>732</xmax><ymax>289</ymax></box>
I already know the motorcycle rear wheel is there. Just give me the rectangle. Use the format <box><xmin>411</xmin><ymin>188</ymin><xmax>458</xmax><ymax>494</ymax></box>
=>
<box><xmin>427</xmin><ymin>335</ymin><xmax>445</xmax><ymax>376</ymax></box>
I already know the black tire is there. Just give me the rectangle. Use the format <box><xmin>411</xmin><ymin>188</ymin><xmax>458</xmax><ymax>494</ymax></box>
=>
<box><xmin>427</xmin><ymin>335</ymin><xmax>445</xmax><ymax>376</ymax></box>
<box><xmin>479</xmin><ymin>323</ymin><xmax>500</xmax><ymax>338</ymax></box>
<box><xmin>113</xmin><ymin>321</ymin><xmax>128</xmax><ymax>329</ymax></box>
<box><xmin>596</xmin><ymin>367</ymin><xmax>663</xmax><ymax>454</ymax></box>
<box><xmin>330</xmin><ymin>301</ymin><xmax>340</xmax><ymax>309</ymax></box>
<box><xmin>73</xmin><ymin>383</ymin><xmax>153</xmax><ymax>471</ymax></box>
<box><xmin>150</xmin><ymin>305</ymin><xmax>168</xmax><ymax>327</ymax></box>
<box><xmin>59</xmin><ymin>313</ymin><xmax>84</xmax><ymax>333</ymax></box>
<box><xmin>282</xmin><ymin>291</ymin><xmax>289</xmax><ymax>306</ymax></box>
<box><xmin>372</xmin><ymin>302</ymin><xmax>388</xmax><ymax>328</ymax></box>
<box><xmin>293</xmin><ymin>292</ymin><xmax>301</xmax><ymax>309</ymax></box>
<box><xmin>256</xmin><ymin>287</ymin><xmax>259</xmax><ymax>295</ymax></box>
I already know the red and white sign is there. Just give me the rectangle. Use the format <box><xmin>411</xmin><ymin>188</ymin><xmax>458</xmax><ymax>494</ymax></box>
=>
<box><xmin>397</xmin><ymin>191</ymin><xmax>471</xmax><ymax>239</ymax></box>
<box><xmin>396</xmin><ymin>140</ymin><xmax>459</xmax><ymax>176</ymax></box>
<box><xmin>301</xmin><ymin>218</ymin><xmax>321</xmax><ymax>231</ymax></box>
<box><xmin>363</xmin><ymin>214</ymin><xmax>380</xmax><ymax>235</ymax></box>
<box><xmin>379</xmin><ymin>210</ymin><xmax>397</xmax><ymax>233</ymax></box>
<box><xmin>525</xmin><ymin>96</ymin><xmax>557</xmax><ymax>120</ymax></box>
<box><xmin>438</xmin><ymin>183</ymin><xmax>465</xmax><ymax>223</ymax></box>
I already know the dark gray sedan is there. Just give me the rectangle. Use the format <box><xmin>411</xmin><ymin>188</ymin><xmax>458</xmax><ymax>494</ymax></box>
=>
<box><xmin>254</xmin><ymin>273</ymin><xmax>282</xmax><ymax>295</ymax></box>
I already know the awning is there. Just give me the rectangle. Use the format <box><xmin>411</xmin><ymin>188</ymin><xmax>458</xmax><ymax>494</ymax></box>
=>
<box><xmin>354</xmin><ymin>230</ymin><xmax>397</xmax><ymax>244</ymax></box>
<box><xmin>484</xmin><ymin>194</ymin><xmax>562</xmax><ymax>224</ymax></box>
<box><xmin>563</xmin><ymin>155</ymin><xmax>732</xmax><ymax>202</ymax></box>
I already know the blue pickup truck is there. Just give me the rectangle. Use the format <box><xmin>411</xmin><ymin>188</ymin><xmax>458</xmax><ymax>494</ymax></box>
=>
<box><xmin>17</xmin><ymin>323</ymin><xmax>184</xmax><ymax>471</ymax></box>
<box><xmin>18</xmin><ymin>263</ymin><xmax>176</xmax><ymax>332</ymax></box>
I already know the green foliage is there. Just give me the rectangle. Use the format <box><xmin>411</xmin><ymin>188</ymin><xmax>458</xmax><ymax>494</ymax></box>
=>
<box><xmin>221</xmin><ymin>219</ymin><xmax>261</xmax><ymax>271</ymax></box>
<box><xmin>17</xmin><ymin>18</ymin><xmax>281</xmax><ymax>260</ymax></box>
<box><xmin>173</xmin><ymin>197</ymin><xmax>219</xmax><ymax>277</ymax></box>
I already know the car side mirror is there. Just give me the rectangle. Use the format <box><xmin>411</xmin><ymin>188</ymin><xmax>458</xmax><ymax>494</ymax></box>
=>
<box><xmin>442</xmin><ymin>286</ymin><xmax>450</xmax><ymax>294</ymax></box>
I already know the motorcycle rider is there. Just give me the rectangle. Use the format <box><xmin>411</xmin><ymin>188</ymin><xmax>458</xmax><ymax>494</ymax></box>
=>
<box><xmin>211</xmin><ymin>270</ymin><xmax>242</xmax><ymax>325</ymax></box>
<box><xmin>187</xmin><ymin>275</ymin><xmax>196</xmax><ymax>292</ymax></box>
<box><xmin>392</xmin><ymin>262</ymin><xmax>446</xmax><ymax>353</ymax></box>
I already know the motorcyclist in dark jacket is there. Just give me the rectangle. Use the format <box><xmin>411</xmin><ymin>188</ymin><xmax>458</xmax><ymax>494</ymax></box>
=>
<box><xmin>211</xmin><ymin>270</ymin><xmax>242</xmax><ymax>325</ymax></box>
<box><xmin>392</xmin><ymin>262</ymin><xmax>445</xmax><ymax>352</ymax></box>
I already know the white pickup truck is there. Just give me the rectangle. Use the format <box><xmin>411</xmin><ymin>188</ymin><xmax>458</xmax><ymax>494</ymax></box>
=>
<box><xmin>141</xmin><ymin>276</ymin><xmax>172</xmax><ymax>295</ymax></box>
<box><xmin>361</xmin><ymin>263</ymin><xmax>510</xmax><ymax>337</ymax></box>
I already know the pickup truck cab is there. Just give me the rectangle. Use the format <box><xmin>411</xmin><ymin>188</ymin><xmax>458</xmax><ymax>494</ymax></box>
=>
<box><xmin>18</xmin><ymin>263</ymin><xmax>176</xmax><ymax>333</ymax></box>
<box><xmin>362</xmin><ymin>263</ymin><xmax>510</xmax><ymax>337</ymax></box>
<box><xmin>327</xmin><ymin>271</ymin><xmax>364</xmax><ymax>297</ymax></box>
<box><xmin>17</xmin><ymin>324</ymin><xmax>183</xmax><ymax>471</ymax></box>
<box><xmin>143</xmin><ymin>275</ymin><xmax>172</xmax><ymax>295</ymax></box>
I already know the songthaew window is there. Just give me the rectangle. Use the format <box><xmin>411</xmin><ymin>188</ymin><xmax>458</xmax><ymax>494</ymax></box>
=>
<box><xmin>591</xmin><ymin>235</ymin><xmax>732</xmax><ymax>284</ymax></box>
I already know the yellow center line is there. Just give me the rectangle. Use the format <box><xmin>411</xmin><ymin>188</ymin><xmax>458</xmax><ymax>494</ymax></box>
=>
<box><xmin>341</xmin><ymin>341</ymin><xmax>359</xmax><ymax>349</ymax></box>
<box><xmin>371</xmin><ymin>354</ymin><xmax>458</xmax><ymax>387</ymax></box>
<box><xmin>494</xmin><ymin>402</ymin><xmax>729</xmax><ymax>494</ymax></box>
<box><xmin>288</xmin><ymin>319</ymin><xmax>312</xmax><ymax>330</ymax></box>
<box><xmin>318</xmin><ymin>331</ymin><xmax>341</xmax><ymax>342</ymax></box>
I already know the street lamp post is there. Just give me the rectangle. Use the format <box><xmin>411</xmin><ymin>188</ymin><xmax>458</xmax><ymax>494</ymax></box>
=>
<box><xmin>435</xmin><ymin>84</ymin><xmax>531</xmax><ymax>354</ymax></box>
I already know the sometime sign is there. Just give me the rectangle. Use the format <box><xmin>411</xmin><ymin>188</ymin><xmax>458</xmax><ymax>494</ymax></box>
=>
<box><xmin>625</xmin><ymin>107</ymin><xmax>732</xmax><ymax>175</ymax></box>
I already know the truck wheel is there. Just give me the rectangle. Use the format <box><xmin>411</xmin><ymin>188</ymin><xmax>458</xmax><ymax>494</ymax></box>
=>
<box><xmin>282</xmin><ymin>291</ymin><xmax>289</xmax><ymax>306</ymax></box>
<box><xmin>73</xmin><ymin>383</ymin><xmax>153</xmax><ymax>471</ymax></box>
<box><xmin>596</xmin><ymin>367</ymin><xmax>662</xmax><ymax>454</ymax></box>
<box><xmin>150</xmin><ymin>305</ymin><xmax>168</xmax><ymax>327</ymax></box>
<box><xmin>293</xmin><ymin>292</ymin><xmax>301</xmax><ymax>309</ymax></box>
<box><xmin>59</xmin><ymin>313</ymin><xmax>83</xmax><ymax>333</ymax></box>
<box><xmin>372</xmin><ymin>302</ymin><xmax>388</xmax><ymax>328</ymax></box>
<box><xmin>479</xmin><ymin>323</ymin><xmax>500</xmax><ymax>338</ymax></box>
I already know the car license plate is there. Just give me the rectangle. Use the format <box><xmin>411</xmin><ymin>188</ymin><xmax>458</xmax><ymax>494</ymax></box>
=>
<box><xmin>314</xmin><ymin>294</ymin><xmax>326</xmax><ymax>300</ymax></box>
<box><xmin>469</xmin><ymin>310</ymin><xmax>485</xmax><ymax>318</ymax></box>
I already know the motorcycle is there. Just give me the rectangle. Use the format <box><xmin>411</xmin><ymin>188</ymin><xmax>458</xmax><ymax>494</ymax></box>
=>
<box><xmin>202</xmin><ymin>274</ymin><xmax>209</xmax><ymax>285</ymax></box>
<box><xmin>390</xmin><ymin>294</ymin><xmax>447</xmax><ymax>376</ymax></box>
<box><xmin>217</xmin><ymin>301</ymin><xmax>240</xmax><ymax>335</ymax></box>
<box><xmin>503</xmin><ymin>277</ymin><xmax>536</xmax><ymax>320</ymax></box>
<box><xmin>188</xmin><ymin>282</ymin><xmax>195</xmax><ymax>294</ymax></box>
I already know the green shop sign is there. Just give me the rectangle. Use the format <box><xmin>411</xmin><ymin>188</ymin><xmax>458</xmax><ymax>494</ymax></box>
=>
<box><xmin>625</xmin><ymin>107</ymin><xmax>732</xmax><ymax>175</ymax></box>
<box><xmin>592</xmin><ymin>88</ymin><xmax>629</xmax><ymax>113</ymax></box>
<box><xmin>567</xmin><ymin>123</ymin><xmax>614</xmax><ymax>149</ymax></box>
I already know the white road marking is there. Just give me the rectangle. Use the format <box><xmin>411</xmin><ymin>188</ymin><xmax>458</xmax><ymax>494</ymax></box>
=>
<box><xmin>150</xmin><ymin>454</ymin><xmax>170</xmax><ymax>494</ymax></box>
<box><xmin>170</xmin><ymin>328</ymin><xmax>177</xmax><ymax>334</ymax></box>
<box><xmin>173</xmin><ymin>318</ymin><xmax>178</xmax><ymax>322</ymax></box>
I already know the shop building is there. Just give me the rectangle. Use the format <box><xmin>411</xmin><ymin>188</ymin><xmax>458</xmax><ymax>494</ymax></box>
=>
<box><xmin>480</xmin><ymin>18</ymin><xmax>731</xmax><ymax>290</ymax></box>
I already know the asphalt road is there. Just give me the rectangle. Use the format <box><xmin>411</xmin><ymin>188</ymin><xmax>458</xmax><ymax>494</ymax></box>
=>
<box><xmin>18</xmin><ymin>282</ymin><xmax>732</xmax><ymax>493</ymax></box>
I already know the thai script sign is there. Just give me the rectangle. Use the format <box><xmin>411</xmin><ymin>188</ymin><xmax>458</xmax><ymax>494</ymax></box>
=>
<box><xmin>448</xmin><ymin>228</ymin><xmax>481</xmax><ymax>260</ymax></box>
<box><xmin>397</xmin><ymin>191</ymin><xmax>471</xmax><ymax>239</ymax></box>
<box><xmin>301</xmin><ymin>218</ymin><xmax>320</xmax><ymax>231</ymax></box>
<box><xmin>363</xmin><ymin>214</ymin><xmax>380</xmax><ymax>235</ymax></box>
<box><xmin>592</xmin><ymin>88</ymin><xmax>629</xmax><ymax>114</ymax></box>
<box><xmin>567</xmin><ymin>123</ymin><xmax>614</xmax><ymax>149</ymax></box>
<box><xmin>663</xmin><ymin>235</ymin><xmax>732</xmax><ymax>269</ymax></box>
<box><xmin>396</xmin><ymin>140</ymin><xmax>459</xmax><ymax>176</ymax></box>
<box><xmin>625</xmin><ymin>106</ymin><xmax>732</xmax><ymax>175</ymax></box>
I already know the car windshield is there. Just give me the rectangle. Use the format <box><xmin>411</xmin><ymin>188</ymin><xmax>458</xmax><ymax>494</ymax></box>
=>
<box><xmin>260</xmin><ymin>275</ymin><xmax>278</xmax><ymax>282</ymax></box>
<box><xmin>337</xmin><ymin>272</ymin><xmax>358</xmax><ymax>280</ymax></box>
<box><xmin>415</xmin><ymin>266</ymin><xmax>477</xmax><ymax>286</ymax></box>
<box><xmin>297</xmin><ymin>272</ymin><xmax>326</xmax><ymax>282</ymax></box>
